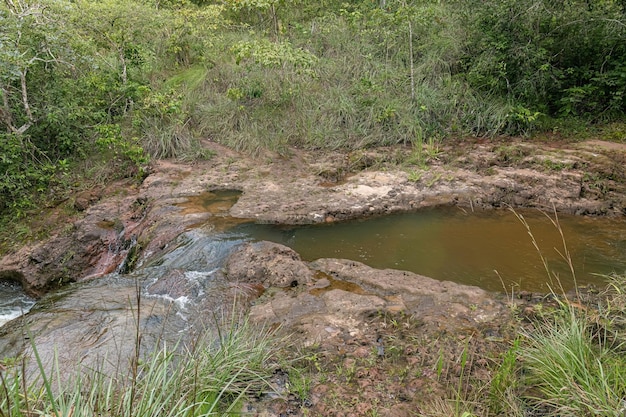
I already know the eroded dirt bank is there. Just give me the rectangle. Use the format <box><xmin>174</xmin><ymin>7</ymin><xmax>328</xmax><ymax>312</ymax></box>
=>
<box><xmin>0</xmin><ymin>138</ymin><xmax>624</xmax><ymax>415</ymax></box>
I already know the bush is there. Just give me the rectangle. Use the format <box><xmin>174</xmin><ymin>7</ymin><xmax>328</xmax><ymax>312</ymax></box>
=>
<box><xmin>0</xmin><ymin>134</ymin><xmax>58</xmax><ymax>216</ymax></box>
<box><xmin>461</xmin><ymin>0</ymin><xmax>626</xmax><ymax>119</ymax></box>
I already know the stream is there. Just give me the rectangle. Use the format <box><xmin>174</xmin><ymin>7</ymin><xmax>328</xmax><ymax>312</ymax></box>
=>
<box><xmin>0</xmin><ymin>280</ymin><xmax>35</xmax><ymax>327</ymax></box>
<box><xmin>0</xmin><ymin>229</ymin><xmax>250</xmax><ymax>378</ymax></box>
<box><xmin>1</xmin><ymin>193</ymin><xmax>626</xmax><ymax>329</ymax></box>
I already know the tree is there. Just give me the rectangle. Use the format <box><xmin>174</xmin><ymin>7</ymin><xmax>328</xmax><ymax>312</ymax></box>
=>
<box><xmin>0</xmin><ymin>0</ymin><xmax>56</xmax><ymax>135</ymax></box>
<box><xmin>461</xmin><ymin>0</ymin><xmax>626</xmax><ymax>118</ymax></box>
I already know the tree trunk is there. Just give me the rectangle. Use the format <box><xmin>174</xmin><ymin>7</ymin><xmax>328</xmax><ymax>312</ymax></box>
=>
<box><xmin>18</xmin><ymin>68</ymin><xmax>34</xmax><ymax>134</ymax></box>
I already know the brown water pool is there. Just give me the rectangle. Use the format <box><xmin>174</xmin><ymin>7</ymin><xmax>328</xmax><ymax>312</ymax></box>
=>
<box><xmin>233</xmin><ymin>207</ymin><xmax>626</xmax><ymax>293</ymax></box>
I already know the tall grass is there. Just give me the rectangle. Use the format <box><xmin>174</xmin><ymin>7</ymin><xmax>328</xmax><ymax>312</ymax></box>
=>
<box><xmin>176</xmin><ymin>1</ymin><xmax>523</xmax><ymax>155</ymax></box>
<box><xmin>490</xmin><ymin>209</ymin><xmax>626</xmax><ymax>416</ymax></box>
<box><xmin>0</xmin><ymin>315</ymin><xmax>291</xmax><ymax>416</ymax></box>
<box><xmin>20</xmin><ymin>0</ymin><xmax>613</xmax><ymax>167</ymax></box>
<box><xmin>521</xmin><ymin>303</ymin><xmax>626</xmax><ymax>416</ymax></box>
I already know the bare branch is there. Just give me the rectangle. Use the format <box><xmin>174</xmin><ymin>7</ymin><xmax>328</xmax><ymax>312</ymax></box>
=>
<box><xmin>0</xmin><ymin>71</ymin><xmax>35</xmax><ymax>135</ymax></box>
<box><xmin>3</xmin><ymin>0</ymin><xmax>22</xmax><ymax>14</ymax></box>
<box><xmin>19</xmin><ymin>68</ymin><xmax>33</xmax><ymax>123</ymax></box>
<box><xmin>15</xmin><ymin>121</ymin><xmax>32</xmax><ymax>134</ymax></box>
<box><xmin>4</xmin><ymin>0</ymin><xmax>44</xmax><ymax>19</ymax></box>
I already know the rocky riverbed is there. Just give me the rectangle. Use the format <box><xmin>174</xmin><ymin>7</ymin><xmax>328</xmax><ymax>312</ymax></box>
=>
<box><xmin>0</xmin><ymin>138</ymin><xmax>625</xmax><ymax>415</ymax></box>
<box><xmin>2</xmin><ymin>138</ymin><xmax>625</xmax><ymax>294</ymax></box>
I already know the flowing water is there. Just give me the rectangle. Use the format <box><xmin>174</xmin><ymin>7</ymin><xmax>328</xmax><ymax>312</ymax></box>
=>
<box><xmin>0</xmin><ymin>281</ymin><xmax>35</xmax><ymax>327</ymax></box>
<box><xmin>0</xmin><ymin>229</ymin><xmax>252</xmax><ymax>375</ymax></box>
<box><xmin>1</xmin><ymin>192</ymin><xmax>625</xmax><ymax>378</ymax></box>
<box><xmin>2</xmin><ymin>193</ymin><xmax>626</xmax><ymax>331</ymax></box>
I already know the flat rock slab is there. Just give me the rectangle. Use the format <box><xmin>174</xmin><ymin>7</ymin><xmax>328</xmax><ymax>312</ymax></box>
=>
<box><xmin>248</xmin><ymin>255</ymin><xmax>508</xmax><ymax>348</ymax></box>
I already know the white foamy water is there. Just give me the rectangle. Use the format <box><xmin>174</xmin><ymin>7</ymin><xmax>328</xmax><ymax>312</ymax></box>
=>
<box><xmin>0</xmin><ymin>281</ymin><xmax>35</xmax><ymax>327</ymax></box>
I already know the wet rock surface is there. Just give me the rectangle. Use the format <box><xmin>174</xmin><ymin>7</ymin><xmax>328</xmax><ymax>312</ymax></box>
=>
<box><xmin>0</xmin><ymin>138</ymin><xmax>624</xmax><ymax>414</ymax></box>
<box><xmin>1</xmin><ymin>139</ymin><xmax>625</xmax><ymax>295</ymax></box>
<box><xmin>0</xmin><ymin>230</ymin><xmax>254</xmax><ymax>384</ymax></box>
<box><xmin>0</xmin><ymin>275</ymin><xmax>188</xmax><ymax>382</ymax></box>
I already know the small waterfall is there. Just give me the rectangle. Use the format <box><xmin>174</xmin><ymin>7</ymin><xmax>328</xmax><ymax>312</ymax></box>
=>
<box><xmin>0</xmin><ymin>280</ymin><xmax>35</xmax><ymax>327</ymax></box>
<box><xmin>84</xmin><ymin>222</ymin><xmax>140</xmax><ymax>279</ymax></box>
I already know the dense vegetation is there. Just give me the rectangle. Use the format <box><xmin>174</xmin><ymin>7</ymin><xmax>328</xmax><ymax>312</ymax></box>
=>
<box><xmin>1</xmin><ymin>0</ymin><xmax>625</xmax><ymax>216</ymax></box>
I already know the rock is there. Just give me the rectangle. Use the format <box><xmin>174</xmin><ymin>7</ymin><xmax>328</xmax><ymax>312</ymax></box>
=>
<box><xmin>224</xmin><ymin>241</ymin><xmax>313</xmax><ymax>288</ymax></box>
<box><xmin>1</xmin><ymin>139</ymin><xmax>624</xmax><ymax>416</ymax></box>
<box><xmin>146</xmin><ymin>268</ymin><xmax>201</xmax><ymax>299</ymax></box>
<box><xmin>73</xmin><ymin>189</ymin><xmax>102</xmax><ymax>211</ymax></box>
<box><xmin>322</xmin><ymin>289</ymin><xmax>386</xmax><ymax>316</ymax></box>
<box><xmin>3</xmin><ymin>138</ymin><xmax>626</xmax><ymax>295</ymax></box>
<box><xmin>0</xmin><ymin>275</ymin><xmax>191</xmax><ymax>385</ymax></box>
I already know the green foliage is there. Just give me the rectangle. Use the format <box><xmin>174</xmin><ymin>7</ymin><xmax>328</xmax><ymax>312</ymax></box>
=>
<box><xmin>222</xmin><ymin>0</ymin><xmax>284</xmax><ymax>35</ymax></box>
<box><xmin>0</xmin><ymin>0</ymin><xmax>226</xmax><ymax>215</ymax></box>
<box><xmin>232</xmin><ymin>39</ymin><xmax>318</xmax><ymax>75</ymax></box>
<box><xmin>95</xmin><ymin>124</ymin><xmax>149</xmax><ymax>175</ymax></box>
<box><xmin>0</xmin><ymin>134</ymin><xmax>55</xmax><ymax>215</ymax></box>
<box><xmin>0</xmin><ymin>0</ymin><xmax>142</xmax><ymax>215</ymax></box>
<box><xmin>2</xmin><ymin>0</ymin><xmax>626</xmax><ymax>215</ymax></box>
<box><xmin>521</xmin><ymin>305</ymin><xmax>626</xmax><ymax>416</ymax></box>
<box><xmin>461</xmin><ymin>0</ymin><xmax>626</xmax><ymax>119</ymax></box>
<box><xmin>159</xmin><ymin>4</ymin><xmax>225</xmax><ymax>67</ymax></box>
<box><xmin>489</xmin><ymin>338</ymin><xmax>521</xmax><ymax>415</ymax></box>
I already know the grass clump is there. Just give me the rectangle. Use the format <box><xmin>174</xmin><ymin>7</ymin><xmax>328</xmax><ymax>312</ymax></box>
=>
<box><xmin>486</xmin><ymin>210</ymin><xmax>626</xmax><ymax>416</ymax></box>
<box><xmin>0</xmin><ymin>315</ymin><xmax>294</xmax><ymax>416</ymax></box>
<box><xmin>520</xmin><ymin>301</ymin><xmax>626</xmax><ymax>416</ymax></box>
<box><xmin>480</xmin><ymin>277</ymin><xmax>626</xmax><ymax>417</ymax></box>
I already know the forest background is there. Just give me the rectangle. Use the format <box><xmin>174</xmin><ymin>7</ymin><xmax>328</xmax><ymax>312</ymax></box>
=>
<box><xmin>1</xmin><ymin>0</ymin><xmax>625</xmax><ymax>223</ymax></box>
